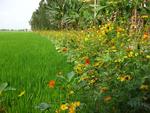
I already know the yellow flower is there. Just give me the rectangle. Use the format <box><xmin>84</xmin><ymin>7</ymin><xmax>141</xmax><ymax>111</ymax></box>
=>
<box><xmin>18</xmin><ymin>90</ymin><xmax>25</xmax><ymax>97</ymax></box>
<box><xmin>69</xmin><ymin>106</ymin><xmax>75</xmax><ymax>113</ymax></box>
<box><xmin>128</xmin><ymin>51</ymin><xmax>134</xmax><ymax>58</ymax></box>
<box><xmin>140</xmin><ymin>85</ymin><xmax>149</xmax><ymax>91</ymax></box>
<box><xmin>60</xmin><ymin>104</ymin><xmax>68</xmax><ymax>111</ymax></box>
<box><xmin>117</xmin><ymin>75</ymin><xmax>132</xmax><ymax>82</ymax></box>
<box><xmin>73</xmin><ymin>101</ymin><xmax>80</xmax><ymax>107</ymax></box>
<box><xmin>74</xmin><ymin>64</ymin><xmax>84</xmax><ymax>74</ymax></box>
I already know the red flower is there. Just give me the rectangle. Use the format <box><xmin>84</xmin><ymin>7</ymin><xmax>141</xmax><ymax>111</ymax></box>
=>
<box><xmin>48</xmin><ymin>80</ymin><xmax>55</xmax><ymax>88</ymax></box>
<box><xmin>85</xmin><ymin>58</ymin><xmax>90</xmax><ymax>65</ymax></box>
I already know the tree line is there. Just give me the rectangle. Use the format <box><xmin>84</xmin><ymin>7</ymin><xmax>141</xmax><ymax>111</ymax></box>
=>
<box><xmin>30</xmin><ymin>0</ymin><xmax>149</xmax><ymax>30</ymax></box>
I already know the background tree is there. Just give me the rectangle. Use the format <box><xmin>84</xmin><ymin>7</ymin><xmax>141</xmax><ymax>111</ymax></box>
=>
<box><xmin>30</xmin><ymin>0</ymin><xmax>149</xmax><ymax>30</ymax></box>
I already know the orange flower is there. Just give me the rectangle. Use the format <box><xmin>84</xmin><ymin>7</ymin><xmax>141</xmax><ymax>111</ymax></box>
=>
<box><xmin>85</xmin><ymin>58</ymin><xmax>90</xmax><ymax>65</ymax></box>
<box><xmin>48</xmin><ymin>80</ymin><xmax>55</xmax><ymax>88</ymax></box>
<box><xmin>143</xmin><ymin>32</ymin><xmax>149</xmax><ymax>40</ymax></box>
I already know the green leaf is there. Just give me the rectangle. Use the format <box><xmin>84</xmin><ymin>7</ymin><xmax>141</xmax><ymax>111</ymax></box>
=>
<box><xmin>103</xmin><ymin>53</ymin><xmax>112</xmax><ymax>62</ymax></box>
<box><xmin>4</xmin><ymin>87</ymin><xmax>16</xmax><ymax>91</ymax></box>
<box><xmin>0</xmin><ymin>82</ymin><xmax>8</xmax><ymax>94</ymax></box>
<box><xmin>35</xmin><ymin>102</ymin><xmax>50</xmax><ymax>111</ymax></box>
<box><xmin>67</xmin><ymin>71</ymin><xmax>75</xmax><ymax>82</ymax></box>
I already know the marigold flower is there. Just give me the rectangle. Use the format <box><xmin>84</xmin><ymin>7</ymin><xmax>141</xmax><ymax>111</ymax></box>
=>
<box><xmin>48</xmin><ymin>80</ymin><xmax>55</xmax><ymax>88</ymax></box>
<box><xmin>69</xmin><ymin>106</ymin><xmax>75</xmax><ymax>113</ymax></box>
<box><xmin>73</xmin><ymin>101</ymin><xmax>80</xmax><ymax>107</ymax></box>
<box><xmin>69</xmin><ymin>101</ymin><xmax>80</xmax><ymax>113</ymax></box>
<box><xmin>117</xmin><ymin>75</ymin><xmax>132</xmax><ymax>82</ymax></box>
<box><xmin>60</xmin><ymin>104</ymin><xmax>68</xmax><ymax>111</ymax></box>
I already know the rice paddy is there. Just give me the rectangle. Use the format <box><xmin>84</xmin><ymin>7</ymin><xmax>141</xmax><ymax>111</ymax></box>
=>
<box><xmin>0</xmin><ymin>32</ymin><xmax>72</xmax><ymax>113</ymax></box>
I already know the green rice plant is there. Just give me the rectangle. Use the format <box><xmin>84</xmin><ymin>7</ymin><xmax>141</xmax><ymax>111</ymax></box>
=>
<box><xmin>0</xmin><ymin>32</ymin><xmax>72</xmax><ymax>113</ymax></box>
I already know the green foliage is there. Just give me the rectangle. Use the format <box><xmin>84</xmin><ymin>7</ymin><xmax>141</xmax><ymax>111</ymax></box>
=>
<box><xmin>0</xmin><ymin>32</ymin><xmax>72</xmax><ymax>113</ymax></box>
<box><xmin>35</xmin><ymin>102</ymin><xmax>51</xmax><ymax>111</ymax></box>
<box><xmin>40</xmin><ymin>19</ymin><xmax>150</xmax><ymax>112</ymax></box>
<box><xmin>0</xmin><ymin>82</ymin><xmax>16</xmax><ymax>95</ymax></box>
<box><xmin>30</xmin><ymin>0</ymin><xmax>150</xmax><ymax>30</ymax></box>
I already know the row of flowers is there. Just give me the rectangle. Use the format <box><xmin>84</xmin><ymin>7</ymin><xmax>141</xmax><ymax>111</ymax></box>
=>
<box><xmin>39</xmin><ymin>21</ymin><xmax>150</xmax><ymax>113</ymax></box>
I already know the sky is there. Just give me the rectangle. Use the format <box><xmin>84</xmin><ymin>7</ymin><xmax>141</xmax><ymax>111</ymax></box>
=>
<box><xmin>0</xmin><ymin>0</ymin><xmax>41</xmax><ymax>29</ymax></box>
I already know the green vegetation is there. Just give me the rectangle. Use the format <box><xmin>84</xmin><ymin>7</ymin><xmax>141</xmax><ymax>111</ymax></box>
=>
<box><xmin>30</xmin><ymin>0</ymin><xmax>149</xmax><ymax>30</ymax></box>
<box><xmin>39</xmin><ymin>26</ymin><xmax>150</xmax><ymax>113</ymax></box>
<box><xmin>30</xmin><ymin>0</ymin><xmax>149</xmax><ymax>112</ymax></box>
<box><xmin>0</xmin><ymin>32</ymin><xmax>72</xmax><ymax>113</ymax></box>
<box><xmin>0</xmin><ymin>0</ymin><xmax>150</xmax><ymax>113</ymax></box>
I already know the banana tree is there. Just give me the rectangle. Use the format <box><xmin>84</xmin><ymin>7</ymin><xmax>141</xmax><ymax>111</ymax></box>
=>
<box><xmin>46</xmin><ymin>0</ymin><xmax>85</xmax><ymax>29</ymax></box>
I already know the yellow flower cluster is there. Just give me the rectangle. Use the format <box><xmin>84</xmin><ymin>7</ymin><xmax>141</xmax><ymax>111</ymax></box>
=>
<box><xmin>98</xmin><ymin>22</ymin><xmax>113</xmax><ymax>36</ymax></box>
<box><xmin>74</xmin><ymin>64</ymin><xmax>85</xmax><ymax>74</ymax></box>
<box><xmin>60</xmin><ymin>104</ymin><xmax>69</xmax><ymax>111</ymax></box>
<box><xmin>69</xmin><ymin>102</ymin><xmax>80</xmax><ymax>113</ymax></box>
<box><xmin>57</xmin><ymin>101</ymin><xmax>80</xmax><ymax>113</ymax></box>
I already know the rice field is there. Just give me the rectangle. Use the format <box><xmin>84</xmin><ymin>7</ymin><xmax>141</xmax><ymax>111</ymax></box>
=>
<box><xmin>0</xmin><ymin>32</ymin><xmax>72</xmax><ymax>113</ymax></box>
